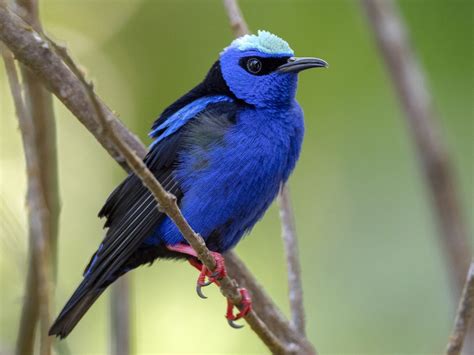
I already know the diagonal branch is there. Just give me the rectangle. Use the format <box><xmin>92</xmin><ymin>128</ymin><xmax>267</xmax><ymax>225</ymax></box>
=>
<box><xmin>2</xmin><ymin>45</ymin><xmax>52</xmax><ymax>355</ymax></box>
<box><xmin>360</xmin><ymin>0</ymin><xmax>471</xmax><ymax>294</ymax></box>
<box><xmin>0</xmin><ymin>4</ymin><xmax>315</xmax><ymax>354</ymax></box>
<box><xmin>446</xmin><ymin>261</ymin><xmax>474</xmax><ymax>355</ymax></box>
<box><xmin>222</xmin><ymin>0</ymin><xmax>308</xmax><ymax>336</ymax></box>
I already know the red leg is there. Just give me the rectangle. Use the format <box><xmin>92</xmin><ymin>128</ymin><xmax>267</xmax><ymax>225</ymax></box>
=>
<box><xmin>166</xmin><ymin>243</ymin><xmax>227</xmax><ymax>298</ymax></box>
<box><xmin>226</xmin><ymin>288</ymin><xmax>252</xmax><ymax>328</ymax></box>
<box><xmin>166</xmin><ymin>243</ymin><xmax>252</xmax><ymax>329</ymax></box>
<box><xmin>167</xmin><ymin>243</ymin><xmax>198</xmax><ymax>258</ymax></box>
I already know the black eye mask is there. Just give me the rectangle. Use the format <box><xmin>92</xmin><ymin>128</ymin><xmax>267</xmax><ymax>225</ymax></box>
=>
<box><xmin>239</xmin><ymin>56</ymin><xmax>291</xmax><ymax>76</ymax></box>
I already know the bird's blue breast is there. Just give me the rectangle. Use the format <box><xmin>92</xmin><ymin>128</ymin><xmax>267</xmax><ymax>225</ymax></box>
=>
<box><xmin>152</xmin><ymin>100</ymin><xmax>304</xmax><ymax>252</ymax></box>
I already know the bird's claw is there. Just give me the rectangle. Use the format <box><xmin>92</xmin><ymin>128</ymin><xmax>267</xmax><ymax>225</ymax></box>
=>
<box><xmin>194</xmin><ymin>252</ymin><xmax>226</xmax><ymax>299</ymax></box>
<box><xmin>196</xmin><ymin>275</ymin><xmax>213</xmax><ymax>299</ymax></box>
<box><xmin>226</xmin><ymin>288</ymin><xmax>252</xmax><ymax>329</ymax></box>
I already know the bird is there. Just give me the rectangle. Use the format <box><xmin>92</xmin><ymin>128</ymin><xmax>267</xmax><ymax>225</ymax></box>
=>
<box><xmin>49</xmin><ymin>30</ymin><xmax>327</xmax><ymax>338</ymax></box>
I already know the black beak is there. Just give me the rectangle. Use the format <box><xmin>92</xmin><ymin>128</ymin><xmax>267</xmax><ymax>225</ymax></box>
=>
<box><xmin>277</xmin><ymin>57</ymin><xmax>328</xmax><ymax>73</ymax></box>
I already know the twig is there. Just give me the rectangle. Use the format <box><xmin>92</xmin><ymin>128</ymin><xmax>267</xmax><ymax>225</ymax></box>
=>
<box><xmin>222</xmin><ymin>0</ymin><xmax>308</xmax><ymax>337</ymax></box>
<box><xmin>0</xmin><ymin>2</ymin><xmax>146</xmax><ymax>167</ymax></box>
<box><xmin>222</xmin><ymin>0</ymin><xmax>249</xmax><ymax>37</ymax></box>
<box><xmin>225</xmin><ymin>251</ymin><xmax>313</xmax><ymax>351</ymax></box>
<box><xmin>2</xmin><ymin>45</ymin><xmax>52</xmax><ymax>355</ymax></box>
<box><xmin>16</xmin><ymin>0</ymin><xmax>61</xmax><ymax>279</ymax></box>
<box><xmin>278</xmin><ymin>185</ymin><xmax>306</xmax><ymax>334</ymax></box>
<box><xmin>0</xmin><ymin>5</ymin><xmax>315</xmax><ymax>353</ymax></box>
<box><xmin>15</xmin><ymin>260</ymin><xmax>38</xmax><ymax>355</ymax></box>
<box><xmin>110</xmin><ymin>277</ymin><xmax>130</xmax><ymax>355</ymax></box>
<box><xmin>360</xmin><ymin>0</ymin><xmax>471</xmax><ymax>293</ymax></box>
<box><xmin>446</xmin><ymin>261</ymin><xmax>474</xmax><ymax>355</ymax></box>
<box><xmin>10</xmin><ymin>0</ymin><xmax>62</xmax><ymax>353</ymax></box>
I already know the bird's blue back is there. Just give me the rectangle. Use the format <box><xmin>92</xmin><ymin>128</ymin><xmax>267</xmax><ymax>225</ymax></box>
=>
<box><xmin>152</xmin><ymin>100</ymin><xmax>304</xmax><ymax>251</ymax></box>
<box><xmin>143</xmin><ymin>31</ymin><xmax>305</xmax><ymax>252</ymax></box>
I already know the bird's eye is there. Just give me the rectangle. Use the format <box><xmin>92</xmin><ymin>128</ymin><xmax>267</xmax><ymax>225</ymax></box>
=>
<box><xmin>246</xmin><ymin>58</ymin><xmax>262</xmax><ymax>74</ymax></box>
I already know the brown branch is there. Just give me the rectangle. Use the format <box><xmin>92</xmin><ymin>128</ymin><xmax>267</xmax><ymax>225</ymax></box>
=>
<box><xmin>15</xmin><ymin>260</ymin><xmax>38</xmax><ymax>355</ymax></box>
<box><xmin>278</xmin><ymin>185</ymin><xmax>306</xmax><ymax>334</ymax></box>
<box><xmin>446</xmin><ymin>261</ymin><xmax>474</xmax><ymax>355</ymax></box>
<box><xmin>225</xmin><ymin>252</ymin><xmax>314</xmax><ymax>352</ymax></box>
<box><xmin>9</xmin><ymin>0</ymin><xmax>61</xmax><ymax>353</ymax></box>
<box><xmin>0</xmin><ymin>4</ymin><xmax>315</xmax><ymax>353</ymax></box>
<box><xmin>0</xmin><ymin>2</ymin><xmax>146</xmax><ymax>167</ymax></box>
<box><xmin>362</xmin><ymin>0</ymin><xmax>470</xmax><ymax>290</ymax></box>
<box><xmin>110</xmin><ymin>277</ymin><xmax>131</xmax><ymax>355</ymax></box>
<box><xmin>16</xmin><ymin>0</ymin><xmax>61</xmax><ymax>278</ymax></box>
<box><xmin>222</xmin><ymin>0</ymin><xmax>309</xmax><ymax>338</ymax></box>
<box><xmin>2</xmin><ymin>45</ymin><xmax>52</xmax><ymax>355</ymax></box>
<box><xmin>222</xmin><ymin>0</ymin><xmax>249</xmax><ymax>37</ymax></box>
<box><xmin>361</xmin><ymin>2</ymin><xmax>473</xmax><ymax>351</ymax></box>
<box><xmin>360</xmin><ymin>0</ymin><xmax>471</xmax><ymax>294</ymax></box>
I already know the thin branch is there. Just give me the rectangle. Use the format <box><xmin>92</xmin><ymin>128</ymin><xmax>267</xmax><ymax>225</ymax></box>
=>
<box><xmin>225</xmin><ymin>251</ymin><xmax>313</xmax><ymax>351</ymax></box>
<box><xmin>2</xmin><ymin>45</ymin><xmax>52</xmax><ymax>355</ymax></box>
<box><xmin>0</xmin><ymin>4</ymin><xmax>315</xmax><ymax>353</ymax></box>
<box><xmin>446</xmin><ymin>261</ymin><xmax>474</xmax><ymax>355</ymax></box>
<box><xmin>110</xmin><ymin>277</ymin><xmax>130</xmax><ymax>355</ymax></box>
<box><xmin>0</xmin><ymin>2</ymin><xmax>146</xmax><ymax>167</ymax></box>
<box><xmin>15</xmin><ymin>260</ymin><xmax>38</xmax><ymax>355</ymax></box>
<box><xmin>360</xmin><ymin>0</ymin><xmax>471</xmax><ymax>293</ymax></box>
<box><xmin>222</xmin><ymin>0</ymin><xmax>249</xmax><ymax>37</ymax></box>
<box><xmin>222</xmin><ymin>0</ymin><xmax>308</xmax><ymax>336</ymax></box>
<box><xmin>278</xmin><ymin>186</ymin><xmax>306</xmax><ymax>334</ymax></box>
<box><xmin>10</xmin><ymin>0</ymin><xmax>62</xmax><ymax>353</ymax></box>
<box><xmin>16</xmin><ymin>0</ymin><xmax>61</xmax><ymax>279</ymax></box>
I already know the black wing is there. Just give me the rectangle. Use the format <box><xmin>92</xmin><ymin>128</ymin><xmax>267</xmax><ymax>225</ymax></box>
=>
<box><xmin>49</xmin><ymin>132</ymin><xmax>183</xmax><ymax>338</ymax></box>
<box><xmin>49</xmin><ymin>100</ymin><xmax>240</xmax><ymax>338</ymax></box>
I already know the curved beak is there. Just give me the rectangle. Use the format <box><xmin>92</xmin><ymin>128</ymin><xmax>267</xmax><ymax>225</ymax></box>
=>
<box><xmin>277</xmin><ymin>57</ymin><xmax>328</xmax><ymax>73</ymax></box>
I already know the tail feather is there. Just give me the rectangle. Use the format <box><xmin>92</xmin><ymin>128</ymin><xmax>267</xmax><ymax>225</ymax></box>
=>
<box><xmin>49</xmin><ymin>281</ymin><xmax>105</xmax><ymax>338</ymax></box>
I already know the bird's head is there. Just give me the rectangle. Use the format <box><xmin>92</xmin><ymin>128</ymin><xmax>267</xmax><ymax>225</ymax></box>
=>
<box><xmin>219</xmin><ymin>30</ymin><xmax>327</xmax><ymax>108</ymax></box>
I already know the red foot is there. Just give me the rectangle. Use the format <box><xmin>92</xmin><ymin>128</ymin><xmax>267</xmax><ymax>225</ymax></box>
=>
<box><xmin>166</xmin><ymin>243</ymin><xmax>251</xmax><ymax>329</ymax></box>
<box><xmin>195</xmin><ymin>252</ymin><xmax>226</xmax><ymax>298</ymax></box>
<box><xmin>166</xmin><ymin>243</ymin><xmax>227</xmax><ymax>298</ymax></box>
<box><xmin>226</xmin><ymin>288</ymin><xmax>252</xmax><ymax>329</ymax></box>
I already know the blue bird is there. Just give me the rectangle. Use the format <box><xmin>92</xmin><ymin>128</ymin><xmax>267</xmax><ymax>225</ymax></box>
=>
<box><xmin>49</xmin><ymin>30</ymin><xmax>327</xmax><ymax>337</ymax></box>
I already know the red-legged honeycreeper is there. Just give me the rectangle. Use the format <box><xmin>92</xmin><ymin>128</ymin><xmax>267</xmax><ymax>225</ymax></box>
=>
<box><xmin>49</xmin><ymin>30</ymin><xmax>327</xmax><ymax>337</ymax></box>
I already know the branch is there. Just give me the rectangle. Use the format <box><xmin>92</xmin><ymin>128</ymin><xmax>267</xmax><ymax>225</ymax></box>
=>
<box><xmin>10</xmin><ymin>0</ymin><xmax>61</xmax><ymax>353</ymax></box>
<box><xmin>360</xmin><ymin>0</ymin><xmax>471</xmax><ymax>294</ymax></box>
<box><xmin>0</xmin><ymin>4</ymin><xmax>315</xmax><ymax>354</ymax></box>
<box><xmin>16</xmin><ymin>0</ymin><xmax>61</xmax><ymax>278</ymax></box>
<box><xmin>0</xmin><ymin>2</ymin><xmax>146</xmax><ymax>167</ymax></box>
<box><xmin>2</xmin><ymin>45</ymin><xmax>52</xmax><ymax>355</ymax></box>
<box><xmin>222</xmin><ymin>0</ymin><xmax>249</xmax><ymax>37</ymax></box>
<box><xmin>222</xmin><ymin>0</ymin><xmax>308</xmax><ymax>337</ymax></box>
<box><xmin>225</xmin><ymin>252</ymin><xmax>312</xmax><ymax>349</ymax></box>
<box><xmin>110</xmin><ymin>277</ymin><xmax>130</xmax><ymax>355</ymax></box>
<box><xmin>278</xmin><ymin>186</ymin><xmax>306</xmax><ymax>334</ymax></box>
<box><xmin>446</xmin><ymin>261</ymin><xmax>474</xmax><ymax>355</ymax></box>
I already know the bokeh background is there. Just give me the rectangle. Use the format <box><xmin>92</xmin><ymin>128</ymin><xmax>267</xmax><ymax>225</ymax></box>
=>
<box><xmin>1</xmin><ymin>0</ymin><xmax>473</xmax><ymax>354</ymax></box>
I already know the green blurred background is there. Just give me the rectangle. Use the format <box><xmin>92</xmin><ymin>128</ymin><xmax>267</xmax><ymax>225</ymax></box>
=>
<box><xmin>1</xmin><ymin>0</ymin><xmax>473</xmax><ymax>353</ymax></box>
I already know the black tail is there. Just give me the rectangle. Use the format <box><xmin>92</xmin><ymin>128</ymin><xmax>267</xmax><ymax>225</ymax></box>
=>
<box><xmin>49</xmin><ymin>279</ymin><xmax>106</xmax><ymax>338</ymax></box>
